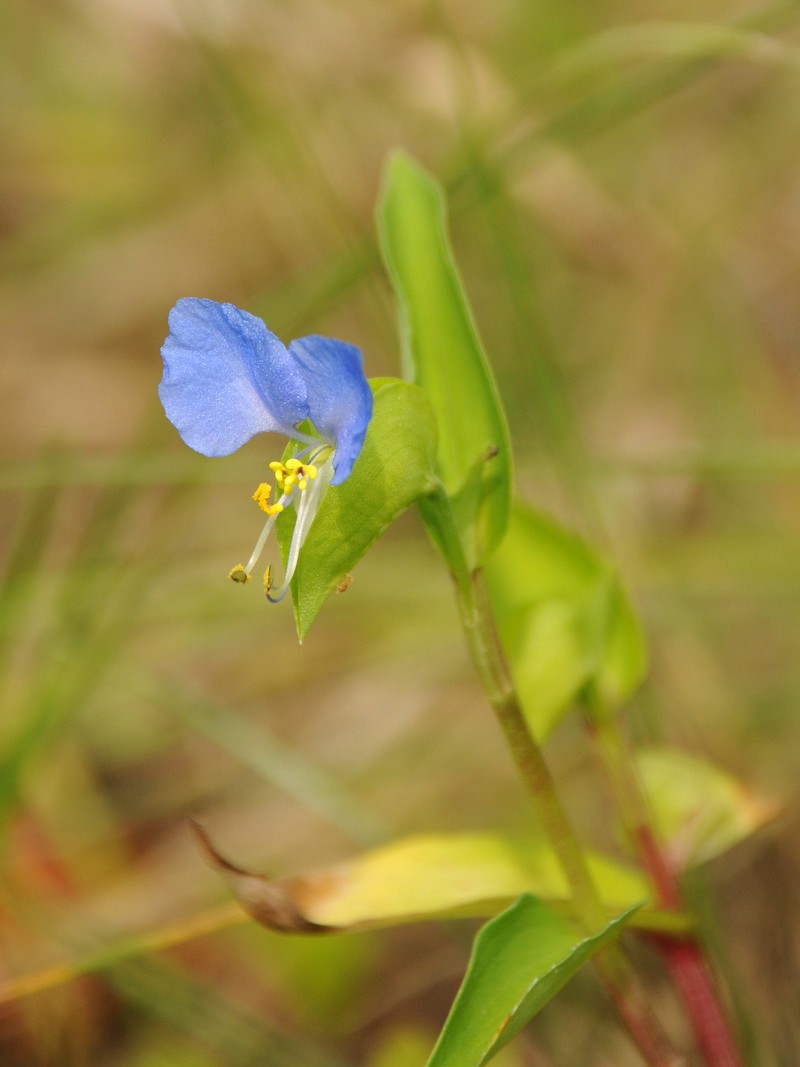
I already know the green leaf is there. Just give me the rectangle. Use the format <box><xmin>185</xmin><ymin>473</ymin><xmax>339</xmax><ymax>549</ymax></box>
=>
<box><xmin>498</xmin><ymin>600</ymin><xmax>592</xmax><ymax>742</ymax></box>
<box><xmin>378</xmin><ymin>151</ymin><xmax>512</xmax><ymax>566</ymax></box>
<box><xmin>425</xmin><ymin>896</ymin><xmax>639</xmax><ymax>1067</ymax></box>
<box><xmin>193</xmin><ymin>828</ymin><xmax>648</xmax><ymax>933</ymax></box>
<box><xmin>279</xmin><ymin>378</ymin><xmax>438</xmax><ymax>640</ymax></box>
<box><xmin>636</xmin><ymin>747</ymin><xmax>779</xmax><ymax>869</ymax></box>
<box><xmin>485</xmin><ymin>503</ymin><xmax>646</xmax><ymax>738</ymax></box>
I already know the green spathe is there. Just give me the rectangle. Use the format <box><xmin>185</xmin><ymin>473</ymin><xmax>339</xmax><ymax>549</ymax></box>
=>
<box><xmin>278</xmin><ymin>379</ymin><xmax>439</xmax><ymax>640</ymax></box>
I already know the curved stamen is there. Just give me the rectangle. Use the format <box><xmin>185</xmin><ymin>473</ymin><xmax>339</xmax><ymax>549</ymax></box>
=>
<box><xmin>266</xmin><ymin>456</ymin><xmax>335</xmax><ymax>602</ymax></box>
<box><xmin>252</xmin><ymin>482</ymin><xmax>284</xmax><ymax>515</ymax></box>
<box><xmin>231</xmin><ymin>440</ymin><xmax>335</xmax><ymax>593</ymax></box>
<box><xmin>243</xmin><ymin>491</ymin><xmax>290</xmax><ymax>575</ymax></box>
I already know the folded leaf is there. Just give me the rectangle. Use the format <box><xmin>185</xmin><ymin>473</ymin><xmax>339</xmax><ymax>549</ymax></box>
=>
<box><xmin>636</xmin><ymin>747</ymin><xmax>779</xmax><ymax>869</ymax></box>
<box><xmin>194</xmin><ymin>826</ymin><xmax>648</xmax><ymax>933</ymax></box>
<box><xmin>426</xmin><ymin>896</ymin><xmax>639</xmax><ymax>1067</ymax></box>
<box><xmin>279</xmin><ymin>378</ymin><xmax>438</xmax><ymax>639</ymax></box>
<box><xmin>378</xmin><ymin>151</ymin><xmax>512</xmax><ymax>566</ymax></box>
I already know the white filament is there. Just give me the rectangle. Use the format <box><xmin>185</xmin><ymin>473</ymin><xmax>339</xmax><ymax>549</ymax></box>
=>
<box><xmin>266</xmin><ymin>454</ymin><xmax>335</xmax><ymax>602</ymax></box>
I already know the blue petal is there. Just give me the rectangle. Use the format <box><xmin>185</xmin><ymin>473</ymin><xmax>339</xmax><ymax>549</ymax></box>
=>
<box><xmin>288</xmin><ymin>335</ymin><xmax>373</xmax><ymax>484</ymax></box>
<box><xmin>159</xmin><ymin>298</ymin><xmax>309</xmax><ymax>457</ymax></box>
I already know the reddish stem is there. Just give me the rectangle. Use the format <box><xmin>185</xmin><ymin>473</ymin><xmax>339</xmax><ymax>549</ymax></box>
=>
<box><xmin>595</xmin><ymin>952</ymin><xmax>686</xmax><ymax>1067</ymax></box>
<box><xmin>637</xmin><ymin>826</ymin><xmax>743</xmax><ymax>1067</ymax></box>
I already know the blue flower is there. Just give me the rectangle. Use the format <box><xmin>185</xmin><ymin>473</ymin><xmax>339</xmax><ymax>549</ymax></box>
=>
<box><xmin>159</xmin><ymin>297</ymin><xmax>373</xmax><ymax>601</ymax></box>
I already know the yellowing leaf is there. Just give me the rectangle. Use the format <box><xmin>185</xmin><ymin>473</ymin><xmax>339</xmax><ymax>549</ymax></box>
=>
<box><xmin>194</xmin><ymin>826</ymin><xmax>648</xmax><ymax>933</ymax></box>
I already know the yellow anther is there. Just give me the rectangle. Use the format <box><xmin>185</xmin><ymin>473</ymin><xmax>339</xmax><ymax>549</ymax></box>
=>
<box><xmin>269</xmin><ymin>460</ymin><xmax>287</xmax><ymax>490</ymax></box>
<box><xmin>252</xmin><ymin>482</ymin><xmax>283</xmax><ymax>516</ymax></box>
<box><xmin>267</xmin><ymin>458</ymin><xmax>317</xmax><ymax>493</ymax></box>
<box><xmin>229</xmin><ymin>564</ymin><xmax>250</xmax><ymax>584</ymax></box>
<box><xmin>263</xmin><ymin>564</ymin><xmax>272</xmax><ymax>595</ymax></box>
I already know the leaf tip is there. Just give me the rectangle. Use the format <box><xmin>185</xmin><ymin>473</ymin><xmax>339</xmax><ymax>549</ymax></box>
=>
<box><xmin>190</xmin><ymin>821</ymin><xmax>331</xmax><ymax>934</ymax></box>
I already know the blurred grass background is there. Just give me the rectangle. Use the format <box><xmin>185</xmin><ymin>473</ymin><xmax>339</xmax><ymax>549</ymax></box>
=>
<box><xmin>1</xmin><ymin>0</ymin><xmax>799</xmax><ymax>1064</ymax></box>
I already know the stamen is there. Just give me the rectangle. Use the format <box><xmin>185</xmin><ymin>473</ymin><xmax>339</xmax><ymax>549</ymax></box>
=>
<box><xmin>269</xmin><ymin>460</ymin><xmax>287</xmax><ymax>490</ymax></box>
<box><xmin>232</xmin><ymin>442</ymin><xmax>335</xmax><ymax>595</ymax></box>
<box><xmin>243</xmin><ymin>496</ymin><xmax>288</xmax><ymax>575</ymax></box>
<box><xmin>252</xmin><ymin>483</ymin><xmax>284</xmax><ymax>516</ymax></box>
<box><xmin>269</xmin><ymin>458</ymin><xmax>318</xmax><ymax>493</ymax></box>
<box><xmin>266</xmin><ymin>455</ymin><xmax>334</xmax><ymax>603</ymax></box>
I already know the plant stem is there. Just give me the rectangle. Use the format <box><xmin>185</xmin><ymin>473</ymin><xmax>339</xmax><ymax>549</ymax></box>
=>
<box><xmin>456</xmin><ymin>568</ymin><xmax>603</xmax><ymax>923</ymax></box>
<box><xmin>454</xmin><ymin>566</ymin><xmax>682</xmax><ymax>1067</ymax></box>
<box><xmin>588</xmin><ymin>712</ymin><xmax>743</xmax><ymax>1067</ymax></box>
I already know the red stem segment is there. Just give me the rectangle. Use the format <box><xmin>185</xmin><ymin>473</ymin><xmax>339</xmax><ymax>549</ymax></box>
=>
<box><xmin>637</xmin><ymin>827</ymin><xmax>743</xmax><ymax>1067</ymax></box>
<box><xmin>590</xmin><ymin>711</ymin><xmax>743</xmax><ymax>1067</ymax></box>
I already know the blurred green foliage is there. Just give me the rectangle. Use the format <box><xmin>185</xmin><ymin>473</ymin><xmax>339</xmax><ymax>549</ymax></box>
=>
<box><xmin>1</xmin><ymin>1</ymin><xmax>799</xmax><ymax>1064</ymax></box>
